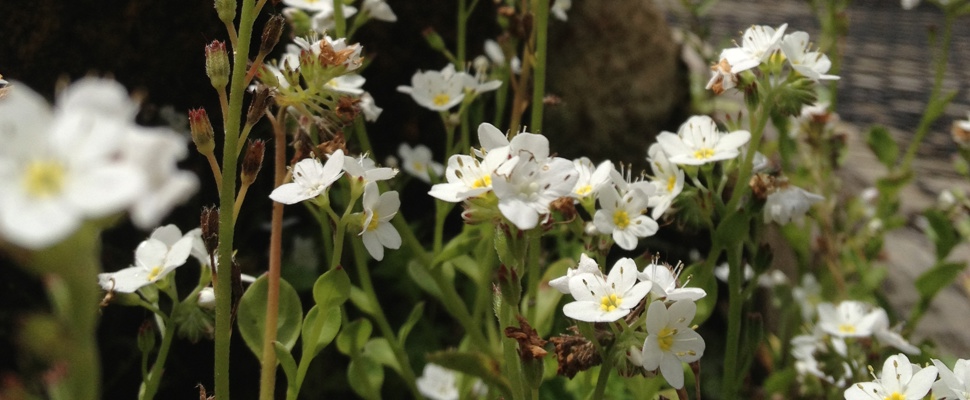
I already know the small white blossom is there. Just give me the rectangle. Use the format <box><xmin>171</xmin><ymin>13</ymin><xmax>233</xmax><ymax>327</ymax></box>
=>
<box><xmin>359</xmin><ymin>92</ymin><xmax>383</xmax><ymax>122</ymax></box>
<box><xmin>416</xmin><ymin>363</ymin><xmax>459</xmax><ymax>400</ymax></box>
<box><xmin>325</xmin><ymin>74</ymin><xmax>366</xmax><ymax>95</ymax></box>
<box><xmin>361</xmin><ymin>0</ymin><xmax>396</xmax><ymax>22</ymax></box>
<box><xmin>638</xmin><ymin>262</ymin><xmax>706</xmax><ymax>301</ymax></box>
<box><xmin>817</xmin><ymin>301</ymin><xmax>882</xmax><ymax>338</ymax></box>
<box><xmin>270</xmin><ymin>151</ymin><xmax>345</xmax><ymax>204</ymax></box>
<box><xmin>932</xmin><ymin>358</ymin><xmax>970</xmax><ymax>400</ymax></box>
<box><xmin>563</xmin><ymin>258</ymin><xmax>652</xmax><ymax>322</ymax></box>
<box><xmin>871</xmin><ymin>308</ymin><xmax>920</xmax><ymax>355</ymax></box>
<box><xmin>492</xmin><ymin>155</ymin><xmax>577</xmax><ymax>230</ymax></box>
<box><xmin>551</xmin><ymin>0</ymin><xmax>572</xmax><ymax>21</ymax></box>
<box><xmin>656</xmin><ymin>115</ymin><xmax>751</xmax><ymax>166</ymax></box>
<box><xmin>570</xmin><ymin>157</ymin><xmax>613</xmax><ymax>200</ymax></box>
<box><xmin>645</xmin><ymin>143</ymin><xmax>684</xmax><ymax>219</ymax></box>
<box><xmin>641</xmin><ymin>300</ymin><xmax>706</xmax><ymax>389</ymax></box>
<box><xmin>593</xmin><ymin>184</ymin><xmax>658</xmax><ymax>250</ymax></box>
<box><xmin>397</xmin><ymin>64</ymin><xmax>470</xmax><ymax>111</ymax></box>
<box><xmin>357</xmin><ymin>182</ymin><xmax>401</xmax><ymax>261</ymax></box>
<box><xmin>764</xmin><ymin>185</ymin><xmax>824</xmax><ymax>225</ymax></box>
<box><xmin>398</xmin><ymin>143</ymin><xmax>444</xmax><ymax>183</ymax></box>
<box><xmin>548</xmin><ymin>253</ymin><xmax>603</xmax><ymax>294</ymax></box>
<box><xmin>780</xmin><ymin>31</ymin><xmax>840</xmax><ymax>81</ymax></box>
<box><xmin>844</xmin><ymin>354</ymin><xmax>937</xmax><ymax>400</ymax></box>
<box><xmin>719</xmin><ymin>23</ymin><xmax>788</xmax><ymax>74</ymax></box>
<box><xmin>484</xmin><ymin>40</ymin><xmax>505</xmax><ymax>66</ymax></box>
<box><xmin>97</xmin><ymin>225</ymin><xmax>195</xmax><ymax>293</ymax></box>
<box><xmin>120</xmin><ymin>127</ymin><xmax>199</xmax><ymax>229</ymax></box>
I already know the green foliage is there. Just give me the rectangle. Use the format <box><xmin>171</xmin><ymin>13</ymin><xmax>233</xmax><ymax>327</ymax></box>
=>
<box><xmin>238</xmin><ymin>276</ymin><xmax>303</xmax><ymax>362</ymax></box>
<box><xmin>347</xmin><ymin>354</ymin><xmax>384</xmax><ymax>400</ymax></box>
<box><xmin>397</xmin><ymin>302</ymin><xmax>425</xmax><ymax>345</ymax></box>
<box><xmin>866</xmin><ymin>126</ymin><xmax>899</xmax><ymax>169</ymax></box>
<box><xmin>301</xmin><ymin>305</ymin><xmax>341</xmax><ymax>359</ymax></box>
<box><xmin>313</xmin><ymin>267</ymin><xmax>351</xmax><ymax>310</ymax></box>
<box><xmin>923</xmin><ymin>209</ymin><xmax>960</xmax><ymax>259</ymax></box>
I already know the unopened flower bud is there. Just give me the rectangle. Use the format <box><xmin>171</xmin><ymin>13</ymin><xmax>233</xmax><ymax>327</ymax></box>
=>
<box><xmin>205</xmin><ymin>40</ymin><xmax>230</xmax><ymax>90</ymax></box>
<box><xmin>214</xmin><ymin>0</ymin><xmax>236</xmax><ymax>26</ymax></box>
<box><xmin>246</xmin><ymin>85</ymin><xmax>273</xmax><ymax>126</ymax></box>
<box><xmin>260</xmin><ymin>15</ymin><xmax>286</xmax><ymax>57</ymax></box>
<box><xmin>136</xmin><ymin>320</ymin><xmax>157</xmax><ymax>354</ymax></box>
<box><xmin>198</xmin><ymin>287</ymin><xmax>216</xmax><ymax>309</ymax></box>
<box><xmin>422</xmin><ymin>28</ymin><xmax>447</xmax><ymax>52</ymax></box>
<box><xmin>188</xmin><ymin>108</ymin><xmax>216</xmax><ymax>155</ymax></box>
<box><xmin>241</xmin><ymin>140</ymin><xmax>265</xmax><ymax>186</ymax></box>
<box><xmin>200</xmin><ymin>206</ymin><xmax>219</xmax><ymax>258</ymax></box>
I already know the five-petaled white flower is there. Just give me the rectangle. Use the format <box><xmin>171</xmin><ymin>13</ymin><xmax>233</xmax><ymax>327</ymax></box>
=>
<box><xmin>563</xmin><ymin>258</ymin><xmax>652</xmax><ymax>322</ymax></box>
<box><xmin>844</xmin><ymin>354</ymin><xmax>937</xmax><ymax>400</ymax></box>
<box><xmin>357</xmin><ymin>181</ymin><xmax>401</xmax><ymax>261</ymax></box>
<box><xmin>270</xmin><ymin>150</ymin><xmax>345</xmax><ymax>204</ymax></box>
<box><xmin>491</xmin><ymin>154</ymin><xmax>577</xmax><ymax>230</ymax></box>
<box><xmin>416</xmin><ymin>363</ymin><xmax>459</xmax><ymax>400</ymax></box>
<box><xmin>641</xmin><ymin>300</ymin><xmax>706</xmax><ymax>389</ymax></box>
<box><xmin>342</xmin><ymin>152</ymin><xmax>398</xmax><ymax>183</ymax></box>
<box><xmin>570</xmin><ymin>157</ymin><xmax>613</xmax><ymax>200</ymax></box>
<box><xmin>638</xmin><ymin>262</ymin><xmax>706</xmax><ymax>301</ymax></box>
<box><xmin>817</xmin><ymin>300</ymin><xmax>882</xmax><ymax>338</ymax></box>
<box><xmin>548</xmin><ymin>253</ymin><xmax>603</xmax><ymax>294</ymax></box>
<box><xmin>593</xmin><ymin>183</ymin><xmax>658</xmax><ymax>251</ymax></box>
<box><xmin>780</xmin><ymin>31</ymin><xmax>840</xmax><ymax>82</ymax></box>
<box><xmin>645</xmin><ymin>143</ymin><xmax>684</xmax><ymax>219</ymax></box>
<box><xmin>397</xmin><ymin>64</ymin><xmax>470</xmax><ymax>111</ymax></box>
<box><xmin>719</xmin><ymin>23</ymin><xmax>788</xmax><ymax>74</ymax></box>
<box><xmin>0</xmin><ymin>79</ymin><xmax>152</xmax><ymax>248</ymax></box>
<box><xmin>764</xmin><ymin>184</ymin><xmax>824</xmax><ymax>225</ymax></box>
<box><xmin>932</xmin><ymin>358</ymin><xmax>970</xmax><ymax>400</ymax></box>
<box><xmin>656</xmin><ymin>115</ymin><xmax>751</xmax><ymax>166</ymax></box>
<box><xmin>398</xmin><ymin>143</ymin><xmax>444</xmax><ymax>183</ymax></box>
<box><xmin>97</xmin><ymin>225</ymin><xmax>196</xmax><ymax>293</ymax></box>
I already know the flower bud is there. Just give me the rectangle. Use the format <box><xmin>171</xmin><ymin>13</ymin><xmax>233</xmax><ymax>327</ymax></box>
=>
<box><xmin>241</xmin><ymin>140</ymin><xmax>265</xmax><ymax>186</ymax></box>
<box><xmin>246</xmin><ymin>85</ymin><xmax>273</xmax><ymax>126</ymax></box>
<box><xmin>422</xmin><ymin>28</ymin><xmax>447</xmax><ymax>52</ymax></box>
<box><xmin>136</xmin><ymin>320</ymin><xmax>157</xmax><ymax>354</ymax></box>
<box><xmin>200</xmin><ymin>206</ymin><xmax>219</xmax><ymax>259</ymax></box>
<box><xmin>260</xmin><ymin>15</ymin><xmax>286</xmax><ymax>57</ymax></box>
<box><xmin>188</xmin><ymin>108</ymin><xmax>216</xmax><ymax>155</ymax></box>
<box><xmin>205</xmin><ymin>40</ymin><xmax>230</xmax><ymax>90</ymax></box>
<box><xmin>214</xmin><ymin>0</ymin><xmax>236</xmax><ymax>26</ymax></box>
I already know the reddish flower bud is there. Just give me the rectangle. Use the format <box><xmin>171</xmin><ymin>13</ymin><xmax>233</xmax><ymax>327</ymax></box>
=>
<box><xmin>188</xmin><ymin>108</ymin><xmax>215</xmax><ymax>155</ymax></box>
<box><xmin>205</xmin><ymin>40</ymin><xmax>230</xmax><ymax>90</ymax></box>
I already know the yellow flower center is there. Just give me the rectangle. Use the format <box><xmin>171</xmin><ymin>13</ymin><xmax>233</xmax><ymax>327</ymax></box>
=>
<box><xmin>612</xmin><ymin>210</ymin><xmax>630</xmax><ymax>229</ymax></box>
<box><xmin>884</xmin><ymin>392</ymin><xmax>905</xmax><ymax>400</ymax></box>
<box><xmin>23</xmin><ymin>161</ymin><xmax>66</xmax><ymax>199</ymax></box>
<box><xmin>411</xmin><ymin>162</ymin><xmax>426</xmax><ymax>172</ymax></box>
<box><xmin>657</xmin><ymin>327</ymin><xmax>677</xmax><ymax>351</ymax></box>
<box><xmin>838</xmin><ymin>324</ymin><xmax>856</xmax><ymax>334</ymax></box>
<box><xmin>693</xmin><ymin>148</ymin><xmax>715</xmax><ymax>160</ymax></box>
<box><xmin>366</xmin><ymin>211</ymin><xmax>380</xmax><ymax>231</ymax></box>
<box><xmin>147</xmin><ymin>266</ymin><xmax>163</xmax><ymax>282</ymax></box>
<box><xmin>666</xmin><ymin>176</ymin><xmax>676</xmax><ymax>192</ymax></box>
<box><xmin>472</xmin><ymin>175</ymin><xmax>491</xmax><ymax>188</ymax></box>
<box><xmin>432</xmin><ymin>93</ymin><xmax>451</xmax><ymax>107</ymax></box>
<box><xmin>600</xmin><ymin>293</ymin><xmax>621</xmax><ymax>312</ymax></box>
<box><xmin>575</xmin><ymin>184</ymin><xmax>593</xmax><ymax>197</ymax></box>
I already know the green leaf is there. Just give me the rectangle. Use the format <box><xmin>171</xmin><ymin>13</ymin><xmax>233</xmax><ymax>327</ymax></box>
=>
<box><xmin>407</xmin><ymin>259</ymin><xmax>443</xmax><ymax>299</ymax></box>
<box><xmin>915</xmin><ymin>262</ymin><xmax>965</xmax><ymax>301</ymax></box>
<box><xmin>426</xmin><ymin>350</ymin><xmax>512</xmax><ymax>399</ymax></box>
<box><xmin>451</xmin><ymin>255</ymin><xmax>485</xmax><ymax>286</ymax></box>
<box><xmin>336</xmin><ymin>318</ymin><xmax>373</xmax><ymax>356</ymax></box>
<box><xmin>273</xmin><ymin>341</ymin><xmax>298</xmax><ymax>392</ymax></box>
<box><xmin>397</xmin><ymin>302</ymin><xmax>425</xmax><ymax>345</ymax></box>
<box><xmin>238</xmin><ymin>275</ymin><xmax>303</xmax><ymax>362</ymax></box>
<box><xmin>313</xmin><ymin>267</ymin><xmax>351</xmax><ymax>310</ymax></box>
<box><xmin>432</xmin><ymin>229</ymin><xmax>477</xmax><ymax>265</ymax></box>
<box><xmin>924</xmin><ymin>209</ymin><xmax>960</xmax><ymax>259</ymax></box>
<box><xmin>364</xmin><ymin>338</ymin><xmax>400</xmax><ymax>375</ymax></box>
<box><xmin>348</xmin><ymin>354</ymin><xmax>384</xmax><ymax>400</ymax></box>
<box><xmin>349</xmin><ymin>286</ymin><xmax>377</xmax><ymax>316</ymax></box>
<box><xmin>866</xmin><ymin>126</ymin><xmax>899</xmax><ymax>169</ymax></box>
<box><xmin>493</xmin><ymin>225</ymin><xmax>516</xmax><ymax>268</ymax></box>
<box><xmin>301</xmin><ymin>305</ymin><xmax>341</xmax><ymax>359</ymax></box>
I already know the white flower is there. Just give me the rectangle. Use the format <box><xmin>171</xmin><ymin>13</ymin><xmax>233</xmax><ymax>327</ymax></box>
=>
<box><xmin>288</xmin><ymin>35</ymin><xmax>363</xmax><ymax>72</ymax></box>
<box><xmin>719</xmin><ymin>23</ymin><xmax>788</xmax><ymax>74</ymax></box>
<box><xmin>0</xmin><ymin>79</ymin><xmax>150</xmax><ymax>248</ymax></box>
<box><xmin>817</xmin><ymin>301</ymin><xmax>882</xmax><ymax>338</ymax></box>
<box><xmin>548</xmin><ymin>253</ymin><xmax>603</xmax><ymax>294</ymax></box>
<box><xmin>844</xmin><ymin>354</ymin><xmax>937</xmax><ymax>400</ymax></box>
<box><xmin>398</xmin><ymin>143</ymin><xmax>444</xmax><ymax>183</ymax></box>
<box><xmin>428</xmin><ymin>153</ymin><xmax>502</xmax><ymax>202</ymax></box>
<box><xmin>871</xmin><ymin>308</ymin><xmax>920</xmax><ymax>355</ymax></box>
<box><xmin>325</xmin><ymin>74</ymin><xmax>366</xmax><ymax>95</ymax></box>
<box><xmin>307</xmin><ymin>4</ymin><xmax>358</xmax><ymax>33</ymax></box>
<box><xmin>638</xmin><ymin>262</ymin><xmax>706</xmax><ymax>301</ymax></box>
<box><xmin>484</xmin><ymin>39</ymin><xmax>505</xmax><ymax>66</ymax></box>
<box><xmin>570</xmin><ymin>157</ymin><xmax>613</xmax><ymax>200</ymax></box>
<box><xmin>901</xmin><ymin>0</ymin><xmax>920</xmax><ymax>9</ymax></box>
<box><xmin>416</xmin><ymin>363</ymin><xmax>459</xmax><ymax>400</ymax></box>
<box><xmin>932</xmin><ymin>358</ymin><xmax>970</xmax><ymax>400</ymax></box>
<box><xmin>361</xmin><ymin>0</ymin><xmax>396</xmax><ymax>22</ymax></box>
<box><xmin>551</xmin><ymin>0</ymin><xmax>572</xmax><ymax>21</ymax></box>
<box><xmin>563</xmin><ymin>258</ymin><xmax>652</xmax><ymax>322</ymax></box>
<box><xmin>270</xmin><ymin>151</ymin><xmax>345</xmax><ymax>204</ymax></box>
<box><xmin>593</xmin><ymin>184</ymin><xmax>658</xmax><ymax>250</ymax></box>
<box><xmin>656</xmin><ymin>115</ymin><xmax>751</xmax><ymax>166</ymax></box>
<box><xmin>119</xmin><ymin>127</ymin><xmax>199</xmax><ymax>229</ymax></box>
<box><xmin>492</xmin><ymin>155</ymin><xmax>577</xmax><ymax>230</ymax></box>
<box><xmin>397</xmin><ymin>64</ymin><xmax>470</xmax><ymax>111</ymax></box>
<box><xmin>357</xmin><ymin>182</ymin><xmax>401</xmax><ymax>261</ymax></box>
<box><xmin>713</xmin><ymin>262</ymin><xmax>787</xmax><ymax>288</ymax></box>
<box><xmin>764</xmin><ymin>185</ymin><xmax>823</xmax><ymax>225</ymax></box>
<box><xmin>342</xmin><ymin>152</ymin><xmax>398</xmax><ymax>183</ymax></box>
<box><xmin>780</xmin><ymin>31</ymin><xmax>840</xmax><ymax>81</ymax></box>
<box><xmin>793</xmin><ymin>274</ymin><xmax>822</xmax><ymax>321</ymax></box>
<box><xmin>641</xmin><ymin>300</ymin><xmax>706</xmax><ymax>389</ymax></box>
<box><xmin>97</xmin><ymin>225</ymin><xmax>195</xmax><ymax>293</ymax></box>
<box><xmin>645</xmin><ymin>143</ymin><xmax>684</xmax><ymax>219</ymax></box>
<box><xmin>359</xmin><ymin>92</ymin><xmax>383</xmax><ymax>122</ymax></box>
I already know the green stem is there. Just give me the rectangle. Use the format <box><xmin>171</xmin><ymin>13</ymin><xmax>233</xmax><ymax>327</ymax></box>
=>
<box><xmin>725</xmin><ymin>91</ymin><xmax>773</xmax><ymax>212</ymax></box>
<box><xmin>499</xmin><ymin>292</ymin><xmax>526</xmax><ymax>399</ymax></box>
<box><xmin>523</xmin><ymin>230</ymin><xmax>541</xmax><ymax>324</ymax></box>
<box><xmin>140</xmin><ymin>314</ymin><xmax>177</xmax><ymax>400</ymax></box>
<box><xmin>900</xmin><ymin>13</ymin><xmax>954</xmax><ymax>172</ymax></box>
<box><xmin>591</xmin><ymin>361</ymin><xmax>614</xmax><ymax>400</ymax></box>
<box><xmin>456</xmin><ymin>0</ymin><xmax>467</xmax><ymax>68</ymax></box>
<box><xmin>215</xmin><ymin>1</ymin><xmax>259</xmax><ymax>398</ymax></box>
<box><xmin>350</xmin><ymin>240</ymin><xmax>424</xmax><ymax>399</ymax></box>
<box><xmin>530</xmin><ymin>0</ymin><xmax>549</xmax><ymax>133</ymax></box>
<box><xmin>721</xmin><ymin>241</ymin><xmax>745</xmax><ymax>399</ymax></box>
<box><xmin>333</xmin><ymin>0</ymin><xmax>346</xmax><ymax>38</ymax></box>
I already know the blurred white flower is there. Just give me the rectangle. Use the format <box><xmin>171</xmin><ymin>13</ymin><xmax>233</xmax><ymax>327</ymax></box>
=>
<box><xmin>641</xmin><ymin>300</ymin><xmax>706</xmax><ymax>389</ymax></box>
<box><xmin>308</xmin><ymin>4</ymin><xmax>358</xmax><ymax>33</ymax></box>
<box><xmin>342</xmin><ymin>152</ymin><xmax>398</xmax><ymax>183</ymax></box>
<box><xmin>97</xmin><ymin>225</ymin><xmax>195</xmax><ymax>293</ymax></box>
<box><xmin>359</xmin><ymin>92</ymin><xmax>383</xmax><ymax>122</ymax></box>
<box><xmin>325</xmin><ymin>74</ymin><xmax>366</xmax><ymax>95</ymax></box>
<box><xmin>871</xmin><ymin>308</ymin><xmax>920</xmax><ymax>355</ymax></box>
<box><xmin>551</xmin><ymin>0</ymin><xmax>572</xmax><ymax>21</ymax></box>
<box><xmin>719</xmin><ymin>23</ymin><xmax>788</xmax><ymax>74</ymax></box>
<box><xmin>398</xmin><ymin>143</ymin><xmax>444</xmax><ymax>183</ymax></box>
<box><xmin>357</xmin><ymin>182</ymin><xmax>401</xmax><ymax>261</ymax></box>
<box><xmin>563</xmin><ymin>258</ymin><xmax>651</xmax><ymax>322</ymax></box>
<box><xmin>0</xmin><ymin>78</ymin><xmax>155</xmax><ymax>248</ymax></box>
<box><xmin>397</xmin><ymin>64</ymin><xmax>470</xmax><ymax>111</ymax></box>
<box><xmin>484</xmin><ymin>39</ymin><xmax>505</xmax><ymax>66</ymax></box>
<box><xmin>656</xmin><ymin>115</ymin><xmax>751</xmax><ymax>166</ymax></box>
<box><xmin>817</xmin><ymin>301</ymin><xmax>882</xmax><ymax>338</ymax></box>
<box><xmin>780</xmin><ymin>31</ymin><xmax>840</xmax><ymax>81</ymax></box>
<box><xmin>645</xmin><ymin>143</ymin><xmax>684</xmax><ymax>219</ymax></box>
<box><xmin>120</xmin><ymin>128</ymin><xmax>199</xmax><ymax>229</ymax></box>
<box><xmin>844</xmin><ymin>354</ymin><xmax>937</xmax><ymax>400</ymax></box>
<box><xmin>764</xmin><ymin>185</ymin><xmax>823</xmax><ymax>225</ymax></box>
<box><xmin>270</xmin><ymin>151</ymin><xmax>345</xmax><ymax>204</ymax></box>
<box><xmin>932</xmin><ymin>358</ymin><xmax>970</xmax><ymax>400</ymax></box>
<box><xmin>362</xmin><ymin>0</ymin><xmax>396</xmax><ymax>22</ymax></box>
<box><xmin>902</xmin><ymin>0</ymin><xmax>920</xmax><ymax>9</ymax></box>
<box><xmin>416</xmin><ymin>364</ymin><xmax>459</xmax><ymax>400</ymax></box>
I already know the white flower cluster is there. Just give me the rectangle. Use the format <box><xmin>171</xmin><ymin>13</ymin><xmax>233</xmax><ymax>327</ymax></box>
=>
<box><xmin>0</xmin><ymin>78</ymin><xmax>198</xmax><ymax>249</ymax></box>
<box><xmin>707</xmin><ymin>24</ymin><xmax>839</xmax><ymax>94</ymax></box>
<box><xmin>553</xmin><ymin>254</ymin><xmax>707</xmax><ymax>389</ymax></box>
<box><xmin>282</xmin><ymin>0</ymin><xmax>396</xmax><ymax>32</ymax></box>
<box><xmin>845</xmin><ymin>353</ymin><xmax>970</xmax><ymax>400</ymax></box>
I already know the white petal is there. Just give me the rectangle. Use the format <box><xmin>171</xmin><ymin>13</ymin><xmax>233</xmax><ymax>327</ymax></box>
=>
<box><xmin>0</xmin><ymin>196</ymin><xmax>79</xmax><ymax>249</ymax></box>
<box><xmin>270</xmin><ymin>182</ymin><xmax>312</xmax><ymax>204</ymax></box>
<box><xmin>660</xmin><ymin>356</ymin><xmax>686</xmax><ymax>389</ymax></box>
<box><xmin>362</xmin><ymin>232</ymin><xmax>384</xmax><ymax>261</ymax></box>
<box><xmin>67</xmin><ymin>165</ymin><xmax>146</xmax><ymax>217</ymax></box>
<box><xmin>375</xmin><ymin>223</ymin><xmax>401</xmax><ymax>249</ymax></box>
<box><xmin>106</xmin><ymin>267</ymin><xmax>151</xmax><ymax>293</ymax></box>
